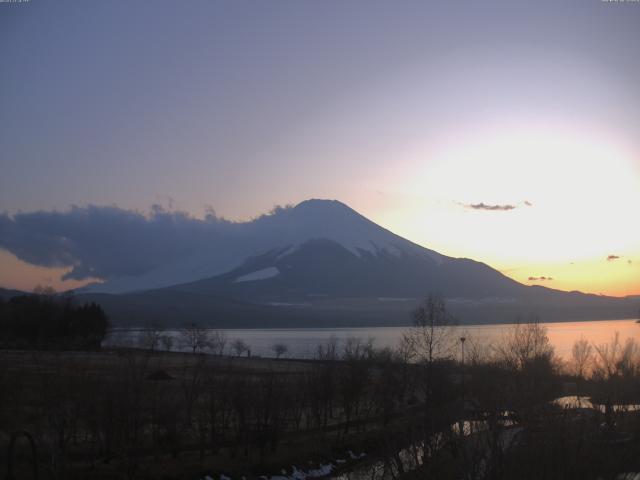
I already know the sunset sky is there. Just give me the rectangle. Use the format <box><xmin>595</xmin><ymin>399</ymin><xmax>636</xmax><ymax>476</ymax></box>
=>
<box><xmin>1</xmin><ymin>0</ymin><xmax>639</xmax><ymax>296</ymax></box>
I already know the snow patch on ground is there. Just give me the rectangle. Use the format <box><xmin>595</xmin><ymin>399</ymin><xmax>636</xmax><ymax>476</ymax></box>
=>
<box><xmin>276</xmin><ymin>464</ymin><xmax>335</xmax><ymax>480</ymax></box>
<box><xmin>348</xmin><ymin>450</ymin><xmax>366</xmax><ymax>460</ymax></box>
<box><xmin>234</xmin><ymin>267</ymin><xmax>280</xmax><ymax>283</ymax></box>
<box><xmin>200</xmin><ymin>451</ymin><xmax>368</xmax><ymax>480</ymax></box>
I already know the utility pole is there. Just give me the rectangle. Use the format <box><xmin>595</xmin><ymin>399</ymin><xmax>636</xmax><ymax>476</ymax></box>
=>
<box><xmin>458</xmin><ymin>336</ymin><xmax>467</xmax><ymax>438</ymax></box>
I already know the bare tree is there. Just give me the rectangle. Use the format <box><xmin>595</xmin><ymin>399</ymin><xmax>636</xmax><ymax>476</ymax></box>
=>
<box><xmin>593</xmin><ymin>334</ymin><xmax>640</xmax><ymax>390</ymax></box>
<box><xmin>494</xmin><ymin>316</ymin><xmax>554</xmax><ymax>370</ymax></box>
<box><xmin>138</xmin><ymin>323</ymin><xmax>163</xmax><ymax>352</ymax></box>
<box><xmin>208</xmin><ymin>330</ymin><xmax>227</xmax><ymax>356</ymax></box>
<box><xmin>463</xmin><ymin>335</ymin><xmax>492</xmax><ymax>366</ymax></box>
<box><xmin>271</xmin><ymin>342</ymin><xmax>288</xmax><ymax>359</ymax></box>
<box><xmin>231</xmin><ymin>338</ymin><xmax>249</xmax><ymax>357</ymax></box>
<box><xmin>618</xmin><ymin>337</ymin><xmax>640</xmax><ymax>378</ymax></box>
<box><xmin>593</xmin><ymin>332</ymin><xmax>622</xmax><ymax>380</ymax></box>
<box><xmin>343</xmin><ymin>336</ymin><xmax>375</xmax><ymax>361</ymax></box>
<box><xmin>316</xmin><ymin>335</ymin><xmax>339</xmax><ymax>361</ymax></box>
<box><xmin>404</xmin><ymin>293</ymin><xmax>456</xmax><ymax>364</ymax></box>
<box><xmin>571</xmin><ymin>336</ymin><xmax>593</xmax><ymax>378</ymax></box>
<box><xmin>570</xmin><ymin>336</ymin><xmax>592</xmax><ymax>401</ymax></box>
<box><xmin>180</xmin><ymin>323</ymin><xmax>211</xmax><ymax>354</ymax></box>
<box><xmin>339</xmin><ymin>340</ymin><xmax>372</xmax><ymax>433</ymax></box>
<box><xmin>160</xmin><ymin>334</ymin><xmax>174</xmax><ymax>352</ymax></box>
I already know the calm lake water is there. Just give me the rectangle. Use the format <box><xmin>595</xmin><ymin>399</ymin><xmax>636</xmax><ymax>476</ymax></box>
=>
<box><xmin>107</xmin><ymin>318</ymin><xmax>640</xmax><ymax>361</ymax></box>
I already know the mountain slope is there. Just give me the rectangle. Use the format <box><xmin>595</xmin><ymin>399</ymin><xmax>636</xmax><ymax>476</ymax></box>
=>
<box><xmin>178</xmin><ymin>238</ymin><xmax>523</xmax><ymax>301</ymax></box>
<box><xmin>76</xmin><ymin>199</ymin><xmax>638</xmax><ymax>327</ymax></box>
<box><xmin>84</xmin><ymin>199</ymin><xmax>443</xmax><ymax>294</ymax></box>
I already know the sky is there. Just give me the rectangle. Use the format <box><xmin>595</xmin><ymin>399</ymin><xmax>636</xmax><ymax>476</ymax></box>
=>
<box><xmin>0</xmin><ymin>0</ymin><xmax>639</xmax><ymax>296</ymax></box>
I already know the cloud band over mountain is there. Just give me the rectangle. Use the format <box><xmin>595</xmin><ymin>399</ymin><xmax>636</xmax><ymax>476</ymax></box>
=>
<box><xmin>0</xmin><ymin>205</ymin><xmax>235</xmax><ymax>281</ymax></box>
<box><xmin>0</xmin><ymin>200</ymin><xmax>418</xmax><ymax>288</ymax></box>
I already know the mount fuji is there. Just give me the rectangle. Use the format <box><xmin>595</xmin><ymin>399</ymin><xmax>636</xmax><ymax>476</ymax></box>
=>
<box><xmin>77</xmin><ymin>199</ymin><xmax>637</xmax><ymax>327</ymax></box>
<box><xmin>82</xmin><ymin>199</ymin><xmax>445</xmax><ymax>294</ymax></box>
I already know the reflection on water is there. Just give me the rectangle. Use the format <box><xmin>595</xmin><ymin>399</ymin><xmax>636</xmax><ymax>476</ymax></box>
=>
<box><xmin>332</xmin><ymin>421</ymin><xmax>522</xmax><ymax>480</ymax></box>
<box><xmin>332</xmin><ymin>441</ymin><xmax>426</xmax><ymax>480</ymax></box>
<box><xmin>554</xmin><ymin>395</ymin><xmax>640</xmax><ymax>413</ymax></box>
<box><xmin>106</xmin><ymin>319</ymin><xmax>640</xmax><ymax>360</ymax></box>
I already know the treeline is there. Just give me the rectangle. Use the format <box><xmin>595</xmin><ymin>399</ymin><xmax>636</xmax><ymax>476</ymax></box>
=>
<box><xmin>0</xmin><ymin>293</ymin><xmax>109</xmax><ymax>349</ymax></box>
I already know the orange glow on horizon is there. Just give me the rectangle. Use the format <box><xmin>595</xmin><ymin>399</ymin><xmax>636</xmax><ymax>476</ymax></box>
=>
<box><xmin>0</xmin><ymin>250</ymin><xmax>98</xmax><ymax>294</ymax></box>
<box><xmin>2</xmin><ymin>121</ymin><xmax>639</xmax><ymax>299</ymax></box>
<box><xmin>361</xmin><ymin>123</ymin><xmax>640</xmax><ymax>298</ymax></box>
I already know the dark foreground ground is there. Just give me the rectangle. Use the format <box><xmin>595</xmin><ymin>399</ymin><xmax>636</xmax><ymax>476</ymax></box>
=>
<box><xmin>0</xmin><ymin>348</ymin><xmax>419</xmax><ymax>480</ymax></box>
<box><xmin>2</xmin><ymin>343</ymin><xmax>640</xmax><ymax>480</ymax></box>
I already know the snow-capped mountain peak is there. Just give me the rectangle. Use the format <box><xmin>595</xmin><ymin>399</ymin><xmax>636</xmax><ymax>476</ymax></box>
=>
<box><xmin>265</xmin><ymin>199</ymin><xmax>443</xmax><ymax>262</ymax></box>
<box><xmin>81</xmin><ymin>199</ymin><xmax>443</xmax><ymax>294</ymax></box>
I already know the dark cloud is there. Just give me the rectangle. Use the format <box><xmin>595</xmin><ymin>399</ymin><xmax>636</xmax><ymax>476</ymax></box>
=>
<box><xmin>528</xmin><ymin>276</ymin><xmax>553</xmax><ymax>281</ymax></box>
<box><xmin>0</xmin><ymin>204</ymin><xmax>325</xmax><ymax>283</ymax></box>
<box><xmin>524</xmin><ymin>201</ymin><xmax>533</xmax><ymax>207</ymax></box>
<box><xmin>607</xmin><ymin>255</ymin><xmax>621</xmax><ymax>262</ymax></box>
<box><xmin>466</xmin><ymin>202</ymin><xmax>516</xmax><ymax>211</ymax></box>
<box><xmin>0</xmin><ymin>205</ymin><xmax>239</xmax><ymax>281</ymax></box>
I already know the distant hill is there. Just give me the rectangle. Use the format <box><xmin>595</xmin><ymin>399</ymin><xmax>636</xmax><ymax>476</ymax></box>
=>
<box><xmin>0</xmin><ymin>287</ymin><xmax>28</xmax><ymax>300</ymax></box>
<box><xmin>75</xmin><ymin>199</ymin><xmax>638</xmax><ymax>327</ymax></box>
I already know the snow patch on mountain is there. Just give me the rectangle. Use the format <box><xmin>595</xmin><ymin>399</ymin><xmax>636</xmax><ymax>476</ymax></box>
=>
<box><xmin>234</xmin><ymin>267</ymin><xmax>280</xmax><ymax>283</ymax></box>
<box><xmin>78</xmin><ymin>249</ymin><xmax>256</xmax><ymax>294</ymax></box>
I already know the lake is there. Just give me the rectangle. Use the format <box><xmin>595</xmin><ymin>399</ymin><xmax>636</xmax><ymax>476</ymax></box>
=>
<box><xmin>107</xmin><ymin>318</ymin><xmax>640</xmax><ymax>361</ymax></box>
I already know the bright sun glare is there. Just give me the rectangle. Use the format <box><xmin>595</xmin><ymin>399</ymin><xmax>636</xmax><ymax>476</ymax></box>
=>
<box><xmin>376</xmin><ymin>123</ymin><xmax>640</xmax><ymax>296</ymax></box>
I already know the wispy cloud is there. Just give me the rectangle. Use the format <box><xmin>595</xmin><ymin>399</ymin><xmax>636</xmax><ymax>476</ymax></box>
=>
<box><xmin>465</xmin><ymin>202</ymin><xmax>516</xmax><ymax>211</ymax></box>
<box><xmin>528</xmin><ymin>276</ymin><xmax>553</xmax><ymax>281</ymax></box>
<box><xmin>607</xmin><ymin>255</ymin><xmax>621</xmax><ymax>262</ymax></box>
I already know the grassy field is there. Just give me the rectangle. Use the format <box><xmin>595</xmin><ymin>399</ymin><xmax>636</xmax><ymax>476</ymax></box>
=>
<box><xmin>0</xmin><ymin>348</ymin><xmax>419</xmax><ymax>480</ymax></box>
<box><xmin>5</xmin><ymin>327</ymin><xmax>640</xmax><ymax>480</ymax></box>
